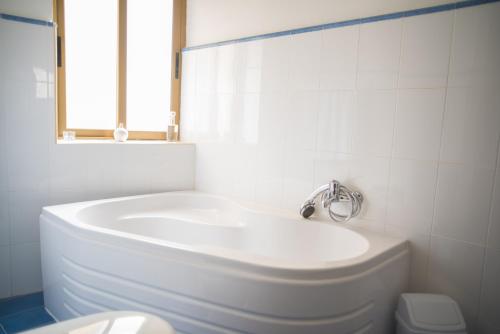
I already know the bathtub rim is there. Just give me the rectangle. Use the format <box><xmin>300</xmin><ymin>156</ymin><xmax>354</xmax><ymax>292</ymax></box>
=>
<box><xmin>40</xmin><ymin>191</ymin><xmax>408</xmax><ymax>280</ymax></box>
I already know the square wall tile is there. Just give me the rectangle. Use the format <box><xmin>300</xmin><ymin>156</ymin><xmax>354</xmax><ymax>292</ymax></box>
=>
<box><xmin>216</xmin><ymin>44</ymin><xmax>237</xmax><ymax>94</ymax></box>
<box><xmin>5</xmin><ymin>82</ymin><xmax>51</xmax><ymax>193</ymax></box>
<box><xmin>349</xmin><ymin>155</ymin><xmax>390</xmax><ymax>221</ymax></box>
<box><xmin>86</xmin><ymin>144</ymin><xmax>122</xmax><ymax>200</ymax></box>
<box><xmin>285</xmin><ymin>92</ymin><xmax>319</xmax><ymax>151</ymax></box>
<box><xmin>313</xmin><ymin>152</ymin><xmax>351</xmax><ymax>188</ymax></box>
<box><xmin>8</xmin><ymin>191</ymin><xmax>48</xmax><ymax>244</ymax></box>
<box><xmin>282</xmin><ymin>150</ymin><xmax>314</xmax><ymax>211</ymax></box>
<box><xmin>49</xmin><ymin>143</ymin><xmax>89</xmax><ymax>193</ymax></box>
<box><xmin>385</xmin><ymin>225</ymin><xmax>430</xmax><ymax>292</ymax></box>
<box><xmin>399</xmin><ymin>11</ymin><xmax>453</xmax><ymax>88</ymax></box>
<box><xmin>235</xmin><ymin>40</ymin><xmax>263</xmax><ymax>94</ymax></box>
<box><xmin>316</xmin><ymin>91</ymin><xmax>355</xmax><ymax>153</ymax></box>
<box><xmin>181</xmin><ymin>49</ymin><xmax>197</xmax><ymax>96</ymax></box>
<box><xmin>320</xmin><ymin>25</ymin><xmax>359</xmax><ymax>90</ymax></box>
<box><xmin>433</xmin><ymin>163</ymin><xmax>494</xmax><ymax>245</ymax></box>
<box><xmin>0</xmin><ymin>189</ymin><xmax>10</xmax><ymax>247</ymax></box>
<box><xmin>478</xmin><ymin>248</ymin><xmax>500</xmax><ymax>332</ymax></box>
<box><xmin>357</xmin><ymin>19</ymin><xmax>402</xmax><ymax>90</ymax></box>
<box><xmin>150</xmin><ymin>144</ymin><xmax>196</xmax><ymax>192</ymax></box>
<box><xmin>487</xmin><ymin>169</ymin><xmax>500</xmax><ymax>251</ymax></box>
<box><xmin>260</xmin><ymin>35</ymin><xmax>291</xmax><ymax>93</ymax></box>
<box><xmin>289</xmin><ymin>31</ymin><xmax>322</xmax><ymax>91</ymax></box>
<box><xmin>440</xmin><ymin>86</ymin><xmax>500</xmax><ymax>169</ymax></box>
<box><xmin>0</xmin><ymin>245</ymin><xmax>11</xmax><ymax>299</ymax></box>
<box><xmin>449</xmin><ymin>2</ymin><xmax>500</xmax><ymax>87</ymax></box>
<box><xmin>195</xmin><ymin>47</ymin><xmax>217</xmax><ymax>94</ymax></box>
<box><xmin>393</xmin><ymin>89</ymin><xmax>446</xmax><ymax>160</ymax></box>
<box><xmin>11</xmin><ymin>243</ymin><xmax>42</xmax><ymax>296</ymax></box>
<box><xmin>254</xmin><ymin>147</ymin><xmax>285</xmax><ymax>207</ymax></box>
<box><xmin>352</xmin><ymin>90</ymin><xmax>396</xmax><ymax>157</ymax></box>
<box><xmin>0</xmin><ymin>20</ymin><xmax>52</xmax><ymax>83</ymax></box>
<box><xmin>255</xmin><ymin>93</ymin><xmax>288</xmax><ymax>150</ymax></box>
<box><xmin>387</xmin><ymin>159</ymin><xmax>438</xmax><ymax>235</ymax></box>
<box><xmin>427</xmin><ymin>236</ymin><xmax>484</xmax><ymax>329</ymax></box>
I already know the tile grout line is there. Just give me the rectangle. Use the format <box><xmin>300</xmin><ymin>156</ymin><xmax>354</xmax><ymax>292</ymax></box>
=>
<box><xmin>424</xmin><ymin>4</ymin><xmax>458</xmax><ymax>293</ymax></box>
<box><xmin>476</xmin><ymin>134</ymin><xmax>500</xmax><ymax>323</ymax></box>
<box><xmin>384</xmin><ymin>16</ymin><xmax>406</xmax><ymax>236</ymax></box>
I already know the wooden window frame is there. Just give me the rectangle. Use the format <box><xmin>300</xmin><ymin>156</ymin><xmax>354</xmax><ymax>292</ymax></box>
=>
<box><xmin>53</xmin><ymin>0</ymin><xmax>186</xmax><ymax>140</ymax></box>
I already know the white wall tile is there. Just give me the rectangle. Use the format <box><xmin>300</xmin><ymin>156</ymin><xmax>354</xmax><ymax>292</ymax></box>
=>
<box><xmin>427</xmin><ymin>236</ymin><xmax>484</xmax><ymax>329</ymax></box>
<box><xmin>235</xmin><ymin>40</ymin><xmax>263</xmax><ymax>94</ymax></box>
<box><xmin>487</xmin><ymin>169</ymin><xmax>500</xmax><ymax>251</ymax></box>
<box><xmin>320</xmin><ymin>25</ymin><xmax>359</xmax><ymax>90</ymax></box>
<box><xmin>357</xmin><ymin>19</ymin><xmax>402</xmax><ymax>90</ymax></box>
<box><xmin>256</xmin><ymin>93</ymin><xmax>288</xmax><ymax>150</ymax></box>
<box><xmin>0</xmin><ymin>245</ymin><xmax>11</xmax><ymax>299</ymax></box>
<box><xmin>385</xmin><ymin>225</ymin><xmax>430</xmax><ymax>292</ymax></box>
<box><xmin>0</xmin><ymin>190</ymin><xmax>10</xmax><ymax>246</ymax></box>
<box><xmin>0</xmin><ymin>20</ymin><xmax>52</xmax><ymax>83</ymax></box>
<box><xmin>8</xmin><ymin>191</ymin><xmax>47</xmax><ymax>244</ymax></box>
<box><xmin>11</xmin><ymin>242</ymin><xmax>42</xmax><ymax>295</ymax></box>
<box><xmin>285</xmin><ymin>92</ymin><xmax>319</xmax><ymax>151</ymax></box>
<box><xmin>228</xmin><ymin>144</ymin><xmax>257</xmax><ymax>202</ymax></box>
<box><xmin>86</xmin><ymin>145</ymin><xmax>122</xmax><ymax>200</ymax></box>
<box><xmin>399</xmin><ymin>11</ymin><xmax>453</xmax><ymax>88</ymax></box>
<box><xmin>478</xmin><ymin>248</ymin><xmax>500</xmax><ymax>333</ymax></box>
<box><xmin>282</xmin><ymin>150</ymin><xmax>314</xmax><ymax>211</ymax></box>
<box><xmin>352</xmin><ymin>90</ymin><xmax>396</xmax><ymax>157</ymax></box>
<box><xmin>216</xmin><ymin>44</ymin><xmax>237</xmax><ymax>94</ymax></box>
<box><xmin>181</xmin><ymin>49</ymin><xmax>197</xmax><ymax>96</ymax></box>
<box><xmin>49</xmin><ymin>144</ymin><xmax>89</xmax><ymax>193</ymax></box>
<box><xmin>316</xmin><ymin>91</ymin><xmax>355</xmax><ymax>153</ymax></box>
<box><xmin>449</xmin><ymin>3</ymin><xmax>500</xmax><ymax>88</ymax></box>
<box><xmin>260</xmin><ymin>36</ymin><xmax>291</xmax><ymax>93</ymax></box>
<box><xmin>150</xmin><ymin>144</ymin><xmax>196</xmax><ymax>192</ymax></box>
<box><xmin>349</xmin><ymin>155</ymin><xmax>390</xmax><ymax>221</ymax></box>
<box><xmin>433</xmin><ymin>163</ymin><xmax>494</xmax><ymax>245</ymax></box>
<box><xmin>440</xmin><ymin>86</ymin><xmax>500</xmax><ymax>169</ymax></box>
<box><xmin>393</xmin><ymin>89</ymin><xmax>446</xmax><ymax>160</ymax></box>
<box><xmin>5</xmin><ymin>81</ymin><xmax>51</xmax><ymax>192</ymax></box>
<box><xmin>289</xmin><ymin>31</ymin><xmax>321</xmax><ymax>91</ymax></box>
<box><xmin>254</xmin><ymin>147</ymin><xmax>285</xmax><ymax>207</ymax></box>
<box><xmin>313</xmin><ymin>152</ymin><xmax>351</xmax><ymax>188</ymax></box>
<box><xmin>387</xmin><ymin>159</ymin><xmax>438</xmax><ymax>235</ymax></box>
<box><xmin>195</xmin><ymin>47</ymin><xmax>217</xmax><ymax>94</ymax></box>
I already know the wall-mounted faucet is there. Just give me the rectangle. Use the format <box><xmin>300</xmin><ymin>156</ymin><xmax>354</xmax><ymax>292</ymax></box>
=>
<box><xmin>300</xmin><ymin>180</ymin><xmax>363</xmax><ymax>223</ymax></box>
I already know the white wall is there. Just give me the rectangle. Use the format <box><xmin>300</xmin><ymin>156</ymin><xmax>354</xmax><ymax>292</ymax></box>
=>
<box><xmin>0</xmin><ymin>4</ymin><xmax>195</xmax><ymax>298</ymax></box>
<box><xmin>186</xmin><ymin>0</ymin><xmax>457</xmax><ymax>46</ymax></box>
<box><xmin>0</xmin><ymin>0</ymin><xmax>52</xmax><ymax>21</ymax></box>
<box><xmin>180</xmin><ymin>2</ymin><xmax>500</xmax><ymax>333</ymax></box>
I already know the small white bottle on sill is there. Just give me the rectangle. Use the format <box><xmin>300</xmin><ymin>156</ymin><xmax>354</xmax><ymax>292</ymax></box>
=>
<box><xmin>166</xmin><ymin>111</ymin><xmax>178</xmax><ymax>142</ymax></box>
<box><xmin>114</xmin><ymin>123</ymin><xmax>128</xmax><ymax>142</ymax></box>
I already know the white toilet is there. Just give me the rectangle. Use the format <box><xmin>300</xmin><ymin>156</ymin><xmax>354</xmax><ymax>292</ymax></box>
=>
<box><xmin>395</xmin><ymin>294</ymin><xmax>467</xmax><ymax>334</ymax></box>
<box><xmin>22</xmin><ymin>311</ymin><xmax>176</xmax><ymax>334</ymax></box>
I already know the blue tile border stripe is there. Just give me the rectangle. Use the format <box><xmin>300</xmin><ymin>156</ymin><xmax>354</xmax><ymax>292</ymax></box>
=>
<box><xmin>183</xmin><ymin>0</ymin><xmax>500</xmax><ymax>52</ymax></box>
<box><xmin>0</xmin><ymin>13</ymin><xmax>53</xmax><ymax>27</ymax></box>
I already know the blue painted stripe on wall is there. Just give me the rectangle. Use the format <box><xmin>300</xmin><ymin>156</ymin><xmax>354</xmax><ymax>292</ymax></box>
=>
<box><xmin>183</xmin><ymin>0</ymin><xmax>500</xmax><ymax>52</ymax></box>
<box><xmin>0</xmin><ymin>13</ymin><xmax>53</xmax><ymax>27</ymax></box>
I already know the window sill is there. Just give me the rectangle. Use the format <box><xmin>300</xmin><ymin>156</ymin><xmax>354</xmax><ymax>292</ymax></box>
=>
<box><xmin>56</xmin><ymin>139</ymin><xmax>192</xmax><ymax>145</ymax></box>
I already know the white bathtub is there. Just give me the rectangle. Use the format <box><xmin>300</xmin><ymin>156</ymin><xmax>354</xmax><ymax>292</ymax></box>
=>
<box><xmin>40</xmin><ymin>191</ymin><xmax>409</xmax><ymax>334</ymax></box>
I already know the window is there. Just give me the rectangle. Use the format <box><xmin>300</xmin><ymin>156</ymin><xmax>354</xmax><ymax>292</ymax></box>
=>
<box><xmin>54</xmin><ymin>0</ymin><xmax>186</xmax><ymax>139</ymax></box>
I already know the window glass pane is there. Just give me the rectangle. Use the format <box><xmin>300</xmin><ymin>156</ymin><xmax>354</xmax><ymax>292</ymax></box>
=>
<box><xmin>127</xmin><ymin>0</ymin><xmax>173</xmax><ymax>132</ymax></box>
<box><xmin>65</xmin><ymin>0</ymin><xmax>118</xmax><ymax>130</ymax></box>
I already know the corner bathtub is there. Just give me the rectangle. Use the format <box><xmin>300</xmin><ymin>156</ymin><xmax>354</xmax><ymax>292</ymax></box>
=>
<box><xmin>40</xmin><ymin>191</ymin><xmax>409</xmax><ymax>334</ymax></box>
